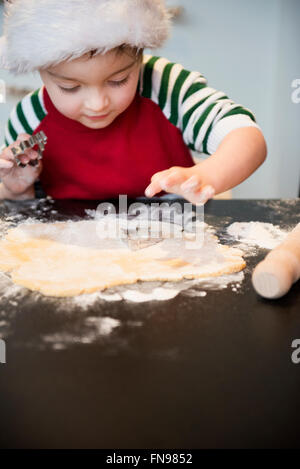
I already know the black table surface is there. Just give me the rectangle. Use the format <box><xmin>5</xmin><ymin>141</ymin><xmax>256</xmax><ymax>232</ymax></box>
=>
<box><xmin>0</xmin><ymin>198</ymin><xmax>300</xmax><ymax>449</ymax></box>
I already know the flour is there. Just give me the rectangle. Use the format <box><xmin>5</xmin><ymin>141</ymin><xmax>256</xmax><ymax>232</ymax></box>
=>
<box><xmin>85</xmin><ymin>316</ymin><xmax>121</xmax><ymax>335</ymax></box>
<box><xmin>40</xmin><ymin>316</ymin><xmax>121</xmax><ymax>350</ymax></box>
<box><xmin>71</xmin><ymin>284</ymin><xmax>182</xmax><ymax>305</ymax></box>
<box><xmin>227</xmin><ymin>221</ymin><xmax>288</xmax><ymax>250</ymax></box>
<box><xmin>70</xmin><ymin>270</ymin><xmax>245</xmax><ymax>305</ymax></box>
<box><xmin>0</xmin><ymin>272</ymin><xmax>25</xmax><ymax>299</ymax></box>
<box><xmin>256</xmin><ymin>199</ymin><xmax>300</xmax><ymax>219</ymax></box>
<box><xmin>121</xmin><ymin>287</ymin><xmax>180</xmax><ymax>302</ymax></box>
<box><xmin>71</xmin><ymin>291</ymin><xmax>123</xmax><ymax>308</ymax></box>
<box><xmin>182</xmin><ymin>289</ymin><xmax>207</xmax><ymax>297</ymax></box>
<box><xmin>0</xmin><ymin>272</ymin><xmax>26</xmax><ymax>339</ymax></box>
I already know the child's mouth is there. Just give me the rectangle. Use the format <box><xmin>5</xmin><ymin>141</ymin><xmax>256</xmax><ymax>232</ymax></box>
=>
<box><xmin>86</xmin><ymin>114</ymin><xmax>109</xmax><ymax>120</ymax></box>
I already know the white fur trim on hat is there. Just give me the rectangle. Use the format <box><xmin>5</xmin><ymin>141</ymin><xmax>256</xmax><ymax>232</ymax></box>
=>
<box><xmin>0</xmin><ymin>0</ymin><xmax>172</xmax><ymax>74</ymax></box>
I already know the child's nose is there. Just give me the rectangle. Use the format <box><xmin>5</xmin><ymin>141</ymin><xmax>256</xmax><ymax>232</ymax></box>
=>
<box><xmin>85</xmin><ymin>90</ymin><xmax>109</xmax><ymax>112</ymax></box>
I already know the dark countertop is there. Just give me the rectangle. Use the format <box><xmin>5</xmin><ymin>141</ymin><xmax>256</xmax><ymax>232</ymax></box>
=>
<box><xmin>0</xmin><ymin>198</ymin><xmax>300</xmax><ymax>449</ymax></box>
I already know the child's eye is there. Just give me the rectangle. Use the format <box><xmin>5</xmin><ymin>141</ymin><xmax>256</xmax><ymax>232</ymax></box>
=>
<box><xmin>59</xmin><ymin>85</ymin><xmax>80</xmax><ymax>93</ymax></box>
<box><xmin>109</xmin><ymin>76</ymin><xmax>129</xmax><ymax>87</ymax></box>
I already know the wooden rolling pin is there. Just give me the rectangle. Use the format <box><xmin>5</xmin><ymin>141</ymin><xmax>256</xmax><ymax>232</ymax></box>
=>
<box><xmin>252</xmin><ymin>223</ymin><xmax>300</xmax><ymax>299</ymax></box>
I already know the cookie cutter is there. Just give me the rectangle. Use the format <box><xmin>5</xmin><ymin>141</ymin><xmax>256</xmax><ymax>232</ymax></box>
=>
<box><xmin>120</xmin><ymin>224</ymin><xmax>164</xmax><ymax>251</ymax></box>
<box><xmin>11</xmin><ymin>131</ymin><xmax>47</xmax><ymax>168</ymax></box>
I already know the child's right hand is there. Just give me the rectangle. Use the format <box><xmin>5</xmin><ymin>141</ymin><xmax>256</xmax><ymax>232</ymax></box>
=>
<box><xmin>0</xmin><ymin>133</ymin><xmax>42</xmax><ymax>198</ymax></box>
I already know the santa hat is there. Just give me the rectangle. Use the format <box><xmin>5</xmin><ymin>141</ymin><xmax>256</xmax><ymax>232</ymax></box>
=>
<box><xmin>0</xmin><ymin>0</ymin><xmax>172</xmax><ymax>74</ymax></box>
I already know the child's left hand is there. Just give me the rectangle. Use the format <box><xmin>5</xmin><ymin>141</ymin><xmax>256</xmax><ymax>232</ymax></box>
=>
<box><xmin>145</xmin><ymin>166</ymin><xmax>215</xmax><ymax>205</ymax></box>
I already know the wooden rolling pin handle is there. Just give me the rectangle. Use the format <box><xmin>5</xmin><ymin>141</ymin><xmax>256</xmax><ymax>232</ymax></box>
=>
<box><xmin>252</xmin><ymin>223</ymin><xmax>300</xmax><ymax>299</ymax></box>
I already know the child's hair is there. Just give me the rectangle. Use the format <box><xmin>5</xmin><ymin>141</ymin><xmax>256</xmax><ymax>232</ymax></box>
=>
<box><xmin>87</xmin><ymin>44</ymin><xmax>144</xmax><ymax>63</ymax></box>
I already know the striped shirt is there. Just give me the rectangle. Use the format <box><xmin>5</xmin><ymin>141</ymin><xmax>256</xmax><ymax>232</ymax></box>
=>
<box><xmin>2</xmin><ymin>54</ymin><xmax>259</xmax><ymax>155</ymax></box>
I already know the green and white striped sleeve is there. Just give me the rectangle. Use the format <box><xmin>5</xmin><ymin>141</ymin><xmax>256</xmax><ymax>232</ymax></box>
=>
<box><xmin>140</xmin><ymin>55</ymin><xmax>260</xmax><ymax>155</ymax></box>
<box><xmin>2</xmin><ymin>87</ymin><xmax>47</xmax><ymax>148</ymax></box>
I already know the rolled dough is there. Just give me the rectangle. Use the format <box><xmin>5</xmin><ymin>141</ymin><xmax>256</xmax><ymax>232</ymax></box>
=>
<box><xmin>0</xmin><ymin>220</ymin><xmax>246</xmax><ymax>297</ymax></box>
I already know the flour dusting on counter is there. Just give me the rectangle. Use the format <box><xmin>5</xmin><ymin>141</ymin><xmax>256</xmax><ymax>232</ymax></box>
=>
<box><xmin>70</xmin><ymin>270</ymin><xmax>245</xmax><ymax>305</ymax></box>
<box><xmin>227</xmin><ymin>222</ymin><xmax>288</xmax><ymax>250</ymax></box>
<box><xmin>42</xmin><ymin>316</ymin><xmax>121</xmax><ymax>350</ymax></box>
<box><xmin>121</xmin><ymin>287</ymin><xmax>180</xmax><ymax>303</ymax></box>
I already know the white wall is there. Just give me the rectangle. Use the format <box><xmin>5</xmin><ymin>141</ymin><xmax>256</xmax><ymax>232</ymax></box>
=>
<box><xmin>272</xmin><ymin>0</ymin><xmax>300</xmax><ymax>197</ymax></box>
<box><xmin>0</xmin><ymin>0</ymin><xmax>299</xmax><ymax>197</ymax></box>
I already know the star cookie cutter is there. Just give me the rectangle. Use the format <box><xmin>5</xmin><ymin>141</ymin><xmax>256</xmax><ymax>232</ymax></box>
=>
<box><xmin>11</xmin><ymin>131</ymin><xmax>47</xmax><ymax>167</ymax></box>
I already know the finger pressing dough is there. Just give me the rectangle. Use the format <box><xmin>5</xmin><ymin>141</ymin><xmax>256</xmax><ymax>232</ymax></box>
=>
<box><xmin>0</xmin><ymin>220</ymin><xmax>246</xmax><ymax>297</ymax></box>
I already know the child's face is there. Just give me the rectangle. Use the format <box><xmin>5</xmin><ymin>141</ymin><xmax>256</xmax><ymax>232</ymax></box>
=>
<box><xmin>39</xmin><ymin>49</ymin><xmax>142</xmax><ymax>129</ymax></box>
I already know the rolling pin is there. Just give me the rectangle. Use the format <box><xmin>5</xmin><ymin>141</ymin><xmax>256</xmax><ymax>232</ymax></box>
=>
<box><xmin>252</xmin><ymin>223</ymin><xmax>300</xmax><ymax>299</ymax></box>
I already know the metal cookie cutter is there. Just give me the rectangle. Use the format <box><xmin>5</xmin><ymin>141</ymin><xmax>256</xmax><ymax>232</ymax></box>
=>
<box><xmin>11</xmin><ymin>131</ymin><xmax>47</xmax><ymax>168</ymax></box>
<box><xmin>120</xmin><ymin>224</ymin><xmax>164</xmax><ymax>251</ymax></box>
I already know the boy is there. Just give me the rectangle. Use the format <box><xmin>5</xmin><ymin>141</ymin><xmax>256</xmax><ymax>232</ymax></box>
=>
<box><xmin>0</xmin><ymin>0</ymin><xmax>266</xmax><ymax>204</ymax></box>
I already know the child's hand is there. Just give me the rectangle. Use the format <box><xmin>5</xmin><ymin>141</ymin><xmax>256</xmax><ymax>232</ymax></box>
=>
<box><xmin>0</xmin><ymin>133</ymin><xmax>42</xmax><ymax>199</ymax></box>
<box><xmin>145</xmin><ymin>165</ymin><xmax>215</xmax><ymax>205</ymax></box>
